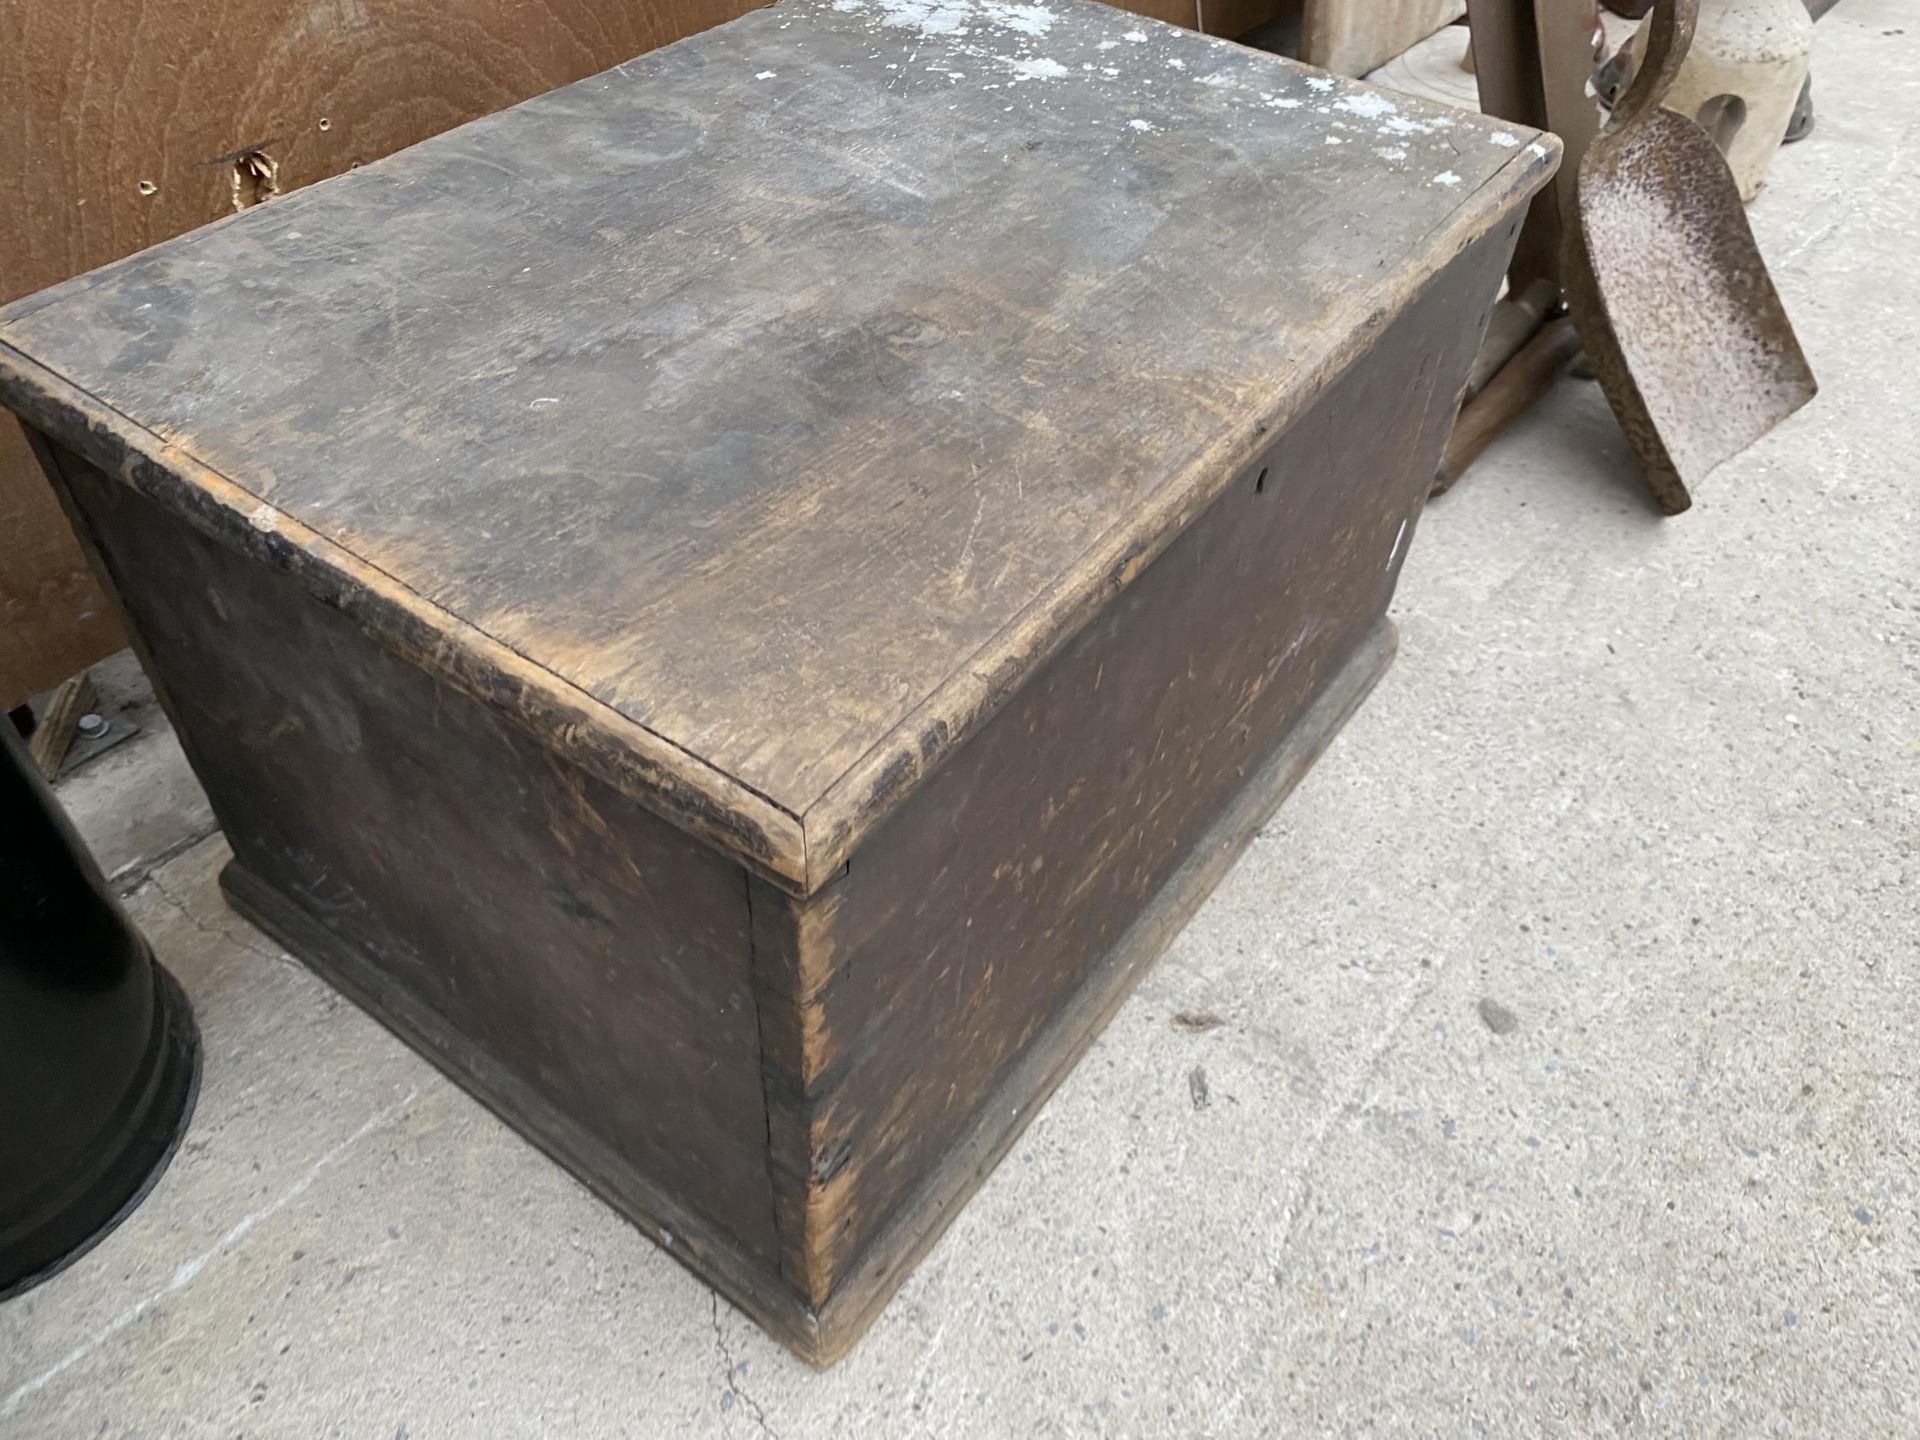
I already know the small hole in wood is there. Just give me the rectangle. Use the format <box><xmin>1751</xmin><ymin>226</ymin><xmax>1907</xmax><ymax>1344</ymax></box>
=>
<box><xmin>1254</xmin><ymin>466</ymin><xmax>1268</xmax><ymax>495</ymax></box>
<box><xmin>230</xmin><ymin>150</ymin><xmax>281</xmax><ymax>212</ymax></box>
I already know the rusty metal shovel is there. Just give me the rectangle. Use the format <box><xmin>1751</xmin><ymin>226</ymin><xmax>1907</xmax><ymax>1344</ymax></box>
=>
<box><xmin>1563</xmin><ymin>0</ymin><xmax>1817</xmax><ymax>513</ymax></box>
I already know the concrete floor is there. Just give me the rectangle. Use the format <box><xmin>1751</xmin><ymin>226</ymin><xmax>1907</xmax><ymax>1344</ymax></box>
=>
<box><xmin>5</xmin><ymin>5</ymin><xmax>1915</xmax><ymax>1435</ymax></box>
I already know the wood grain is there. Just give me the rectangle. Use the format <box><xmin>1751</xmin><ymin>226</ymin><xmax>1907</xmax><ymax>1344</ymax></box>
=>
<box><xmin>1434</xmin><ymin>311</ymin><xmax>1581</xmax><ymax>495</ymax></box>
<box><xmin>0</xmin><ymin>0</ymin><xmax>768</xmax><ymax>310</ymax></box>
<box><xmin>748</xmin><ymin>226</ymin><xmax>1519</xmax><ymax>1308</ymax></box>
<box><xmin>1303</xmin><ymin>0</ymin><xmax>1465</xmax><ymax>74</ymax></box>
<box><xmin>0</xmin><ymin>416</ymin><xmax>121</xmax><ymax>708</ymax></box>
<box><xmin>0</xmin><ymin>0</ymin><xmax>1556</xmax><ymax>892</ymax></box>
<box><xmin>26</xmin><ymin>672</ymin><xmax>96</xmax><ymax>778</ymax></box>
<box><xmin>7</xmin><ymin>0</ymin><xmax>1546</xmax><ymax>1359</ymax></box>
<box><xmin>53</xmin><ymin>450</ymin><xmax>783</xmax><ymax>1268</ymax></box>
<box><xmin>799</xmin><ymin>618</ymin><xmax>1400</xmax><ymax>1362</ymax></box>
<box><xmin>0</xmin><ymin>0</ymin><xmax>767</xmax><ymax>709</ymax></box>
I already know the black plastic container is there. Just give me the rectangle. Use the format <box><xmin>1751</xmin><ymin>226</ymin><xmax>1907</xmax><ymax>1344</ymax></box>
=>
<box><xmin>1</xmin><ymin>718</ymin><xmax>199</xmax><ymax>1299</ymax></box>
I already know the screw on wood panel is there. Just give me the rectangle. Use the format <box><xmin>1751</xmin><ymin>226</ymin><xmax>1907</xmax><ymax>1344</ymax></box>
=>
<box><xmin>137</xmin><ymin>180</ymin><xmax>157</xmax><ymax>196</ymax></box>
<box><xmin>318</xmin><ymin>117</ymin><xmax>332</xmax><ymax>131</ymax></box>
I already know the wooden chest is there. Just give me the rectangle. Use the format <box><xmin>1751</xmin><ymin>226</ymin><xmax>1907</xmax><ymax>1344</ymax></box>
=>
<box><xmin>0</xmin><ymin>0</ymin><xmax>1552</xmax><ymax>1363</ymax></box>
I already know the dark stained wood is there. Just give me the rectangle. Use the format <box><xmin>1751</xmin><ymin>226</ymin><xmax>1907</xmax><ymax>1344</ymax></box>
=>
<box><xmin>0</xmin><ymin>355</ymin><xmax>808</xmax><ymax>887</ymax></box>
<box><xmin>802</xmin><ymin>618</ymin><xmax>1399</xmax><ymax>1362</ymax></box>
<box><xmin>746</xmin><ymin>227</ymin><xmax>1519</xmax><ymax>1313</ymax></box>
<box><xmin>221</xmin><ymin>617</ymin><xmax>1396</xmax><ymax>1367</ymax></box>
<box><xmin>1</xmin><ymin>0</ymin><xmax>1554</xmax><ymax>1366</ymax></box>
<box><xmin>0</xmin><ymin>0</ymin><xmax>1555</xmax><ymax>892</ymax></box>
<box><xmin>216</xmin><ymin>860</ymin><xmax>819</xmax><ymax>1346</ymax></box>
<box><xmin>48</xmin><ymin>450</ymin><xmax>782</xmax><ymax>1271</ymax></box>
<box><xmin>0</xmin><ymin>0</ymin><xmax>1272</xmax><ymax>713</ymax></box>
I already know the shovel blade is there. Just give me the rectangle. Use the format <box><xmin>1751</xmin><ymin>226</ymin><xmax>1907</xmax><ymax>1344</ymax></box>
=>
<box><xmin>1572</xmin><ymin>109</ymin><xmax>1816</xmax><ymax>513</ymax></box>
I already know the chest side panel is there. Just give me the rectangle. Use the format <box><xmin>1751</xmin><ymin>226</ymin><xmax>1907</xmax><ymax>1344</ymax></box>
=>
<box><xmin>53</xmin><ymin>451</ymin><xmax>781</xmax><ymax>1270</ymax></box>
<box><xmin>753</xmin><ymin>224</ymin><xmax>1518</xmax><ymax>1306</ymax></box>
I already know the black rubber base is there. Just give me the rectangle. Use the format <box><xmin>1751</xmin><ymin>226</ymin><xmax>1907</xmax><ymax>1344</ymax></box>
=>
<box><xmin>0</xmin><ymin>959</ymin><xmax>201</xmax><ymax>1301</ymax></box>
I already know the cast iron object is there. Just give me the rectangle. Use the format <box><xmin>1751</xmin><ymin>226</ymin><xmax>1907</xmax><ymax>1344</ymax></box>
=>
<box><xmin>0</xmin><ymin>716</ymin><xmax>200</xmax><ymax>1300</ymax></box>
<box><xmin>1564</xmin><ymin>0</ymin><xmax>1817</xmax><ymax>513</ymax></box>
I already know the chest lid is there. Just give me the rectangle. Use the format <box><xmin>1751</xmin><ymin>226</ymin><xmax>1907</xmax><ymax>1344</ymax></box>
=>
<box><xmin>0</xmin><ymin>0</ymin><xmax>1552</xmax><ymax>892</ymax></box>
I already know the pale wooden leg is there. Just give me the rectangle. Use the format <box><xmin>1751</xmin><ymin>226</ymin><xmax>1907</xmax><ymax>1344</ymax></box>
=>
<box><xmin>1301</xmin><ymin>0</ymin><xmax>1466</xmax><ymax>75</ymax></box>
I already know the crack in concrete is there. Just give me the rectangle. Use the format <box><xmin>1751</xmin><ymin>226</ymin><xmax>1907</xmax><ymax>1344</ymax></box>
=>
<box><xmin>110</xmin><ymin>821</ymin><xmax>222</xmax><ymax>896</ymax></box>
<box><xmin>709</xmin><ymin>1293</ymin><xmax>780</xmax><ymax>1439</ymax></box>
<box><xmin>1271</xmin><ymin>971</ymin><xmax>1434</xmax><ymax>1265</ymax></box>
<box><xmin>144</xmin><ymin>870</ymin><xmax>288</xmax><ymax>970</ymax></box>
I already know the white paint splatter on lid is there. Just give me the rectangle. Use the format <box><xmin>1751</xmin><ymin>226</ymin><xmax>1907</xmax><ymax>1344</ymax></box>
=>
<box><xmin>1128</xmin><ymin>117</ymin><xmax>1159</xmax><ymax>132</ymax></box>
<box><xmin>1006</xmin><ymin>55</ymin><xmax>1069</xmax><ymax>80</ymax></box>
<box><xmin>1489</xmin><ymin>130</ymin><xmax>1520</xmax><ymax>147</ymax></box>
<box><xmin>1305</xmin><ymin>76</ymin><xmax>1335</xmax><ymax>93</ymax></box>
<box><xmin>756</xmin><ymin>70</ymin><xmax>778</xmax><ymax>79</ymax></box>
<box><xmin>1334</xmin><ymin>92</ymin><xmax>1397</xmax><ymax>119</ymax></box>
<box><xmin>833</xmin><ymin>0</ymin><xmax>975</xmax><ymax>37</ymax></box>
<box><xmin>980</xmin><ymin>1</ymin><xmax>1055</xmax><ymax>36</ymax></box>
<box><xmin>1432</xmin><ymin>171</ymin><xmax>1462</xmax><ymax>187</ymax></box>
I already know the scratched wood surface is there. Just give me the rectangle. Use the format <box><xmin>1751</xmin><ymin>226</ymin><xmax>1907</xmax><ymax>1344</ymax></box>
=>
<box><xmin>0</xmin><ymin>0</ymin><xmax>1552</xmax><ymax>889</ymax></box>
<box><xmin>0</xmin><ymin>0</ymin><xmax>774</xmax><ymax>708</ymax></box>
<box><xmin>51</xmin><ymin>448</ymin><xmax>784</xmax><ymax>1269</ymax></box>
<box><xmin>747</xmin><ymin>227</ymin><xmax>1515</xmax><ymax>1315</ymax></box>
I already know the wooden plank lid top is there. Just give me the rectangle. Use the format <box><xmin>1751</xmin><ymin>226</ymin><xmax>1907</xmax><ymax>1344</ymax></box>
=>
<box><xmin>0</xmin><ymin>0</ymin><xmax>1554</xmax><ymax>892</ymax></box>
